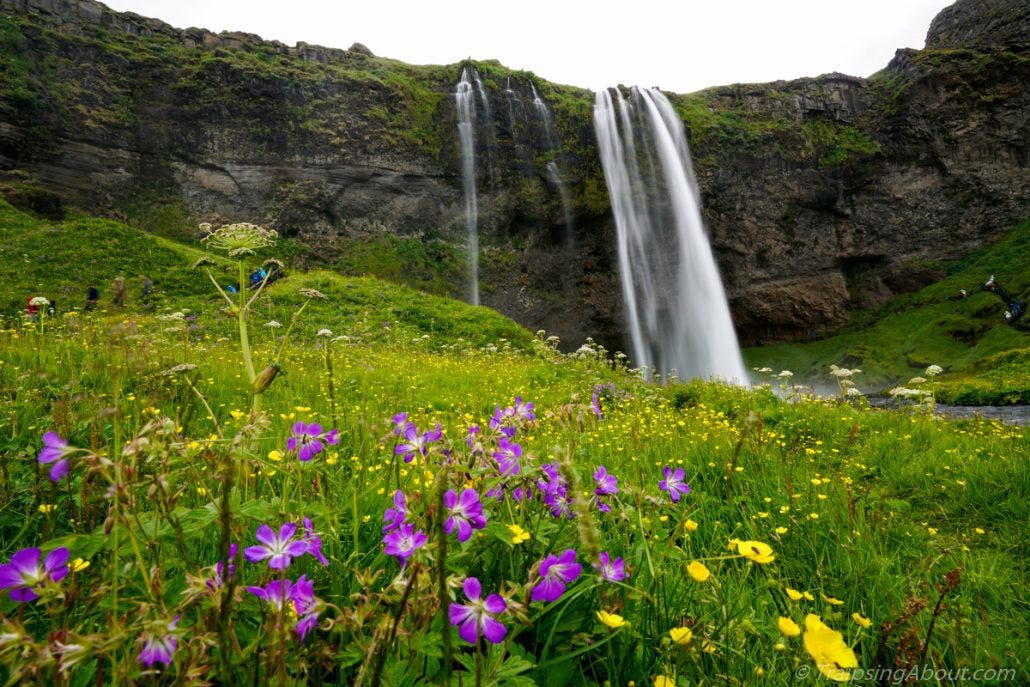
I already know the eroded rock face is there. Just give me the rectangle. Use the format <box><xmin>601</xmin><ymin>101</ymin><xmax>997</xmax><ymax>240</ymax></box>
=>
<box><xmin>0</xmin><ymin>0</ymin><xmax>1027</xmax><ymax>353</ymax></box>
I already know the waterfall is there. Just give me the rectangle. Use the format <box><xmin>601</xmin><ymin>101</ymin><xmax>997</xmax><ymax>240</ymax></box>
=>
<box><xmin>545</xmin><ymin>161</ymin><xmax>574</xmax><ymax>235</ymax></box>
<box><xmin>530</xmin><ymin>82</ymin><xmax>559</xmax><ymax>150</ymax></box>
<box><xmin>455</xmin><ymin>67</ymin><xmax>480</xmax><ymax>305</ymax></box>
<box><xmin>593</xmin><ymin>86</ymin><xmax>747</xmax><ymax>383</ymax></box>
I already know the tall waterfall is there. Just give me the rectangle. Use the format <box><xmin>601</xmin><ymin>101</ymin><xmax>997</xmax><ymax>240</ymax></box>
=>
<box><xmin>455</xmin><ymin>67</ymin><xmax>480</xmax><ymax>305</ymax></box>
<box><xmin>530</xmin><ymin>82</ymin><xmax>559</xmax><ymax>150</ymax></box>
<box><xmin>545</xmin><ymin>161</ymin><xmax>574</xmax><ymax>236</ymax></box>
<box><xmin>593</xmin><ymin>87</ymin><xmax>747</xmax><ymax>383</ymax></box>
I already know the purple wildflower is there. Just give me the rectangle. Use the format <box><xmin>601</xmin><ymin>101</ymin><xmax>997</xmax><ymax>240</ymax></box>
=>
<box><xmin>244</xmin><ymin>523</ymin><xmax>310</xmax><ymax>570</ymax></box>
<box><xmin>383</xmin><ymin>523</ymin><xmax>427</xmax><ymax>566</ymax></box>
<box><xmin>538</xmin><ymin>463</ymin><xmax>572</xmax><ymax>518</ymax></box>
<box><xmin>466</xmin><ymin>424</ymin><xmax>480</xmax><ymax>450</ymax></box>
<box><xmin>659</xmin><ymin>467</ymin><xmax>691</xmax><ymax>503</ymax></box>
<box><xmin>449</xmin><ymin>577</ymin><xmax>507</xmax><ymax>644</ymax></box>
<box><xmin>302</xmin><ymin>518</ymin><xmax>329</xmax><ymax>566</ymax></box>
<box><xmin>286</xmin><ymin>421</ymin><xmax>340</xmax><ymax>462</ymax></box>
<box><xmin>493</xmin><ymin>437</ymin><xmax>522</xmax><ymax>476</ymax></box>
<box><xmin>591</xmin><ymin>389</ymin><xmax>603</xmax><ymax>419</ymax></box>
<box><xmin>394</xmin><ymin>422</ymin><xmax>443</xmax><ymax>463</ymax></box>
<box><xmin>391</xmin><ymin>412</ymin><xmax>410</xmax><ymax>436</ymax></box>
<box><xmin>531</xmin><ymin>549</ymin><xmax>582</xmax><ymax>603</ymax></box>
<box><xmin>0</xmin><ymin>547</ymin><xmax>69</xmax><ymax>602</ymax></box>
<box><xmin>445</xmin><ymin>488</ymin><xmax>487</xmax><ymax>543</ymax></box>
<box><xmin>207</xmin><ymin>543</ymin><xmax>238</xmax><ymax>592</ymax></box>
<box><xmin>382</xmin><ymin>490</ymin><xmax>408</xmax><ymax>533</ymax></box>
<box><xmin>247</xmin><ymin>575</ymin><xmax>319</xmax><ymax>639</ymax></box>
<box><xmin>593</xmin><ymin>465</ymin><xmax>618</xmax><ymax>512</ymax></box>
<box><xmin>38</xmin><ymin>431</ymin><xmax>74</xmax><ymax>482</ymax></box>
<box><xmin>594</xmin><ymin>551</ymin><xmax>626</xmax><ymax>583</ymax></box>
<box><xmin>138</xmin><ymin>616</ymin><xmax>179</xmax><ymax>668</ymax></box>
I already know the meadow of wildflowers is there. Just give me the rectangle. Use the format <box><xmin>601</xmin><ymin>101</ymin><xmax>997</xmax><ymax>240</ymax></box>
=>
<box><xmin>0</xmin><ymin>225</ymin><xmax>1026</xmax><ymax>685</ymax></box>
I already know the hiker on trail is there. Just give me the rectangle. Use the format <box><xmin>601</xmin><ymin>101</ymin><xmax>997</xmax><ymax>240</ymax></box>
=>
<box><xmin>980</xmin><ymin>274</ymin><xmax>1026</xmax><ymax>325</ymax></box>
<box><xmin>113</xmin><ymin>277</ymin><xmax>126</xmax><ymax>307</ymax></box>
<box><xmin>85</xmin><ymin>286</ymin><xmax>99</xmax><ymax>311</ymax></box>
<box><xmin>249</xmin><ymin>266</ymin><xmax>268</xmax><ymax>288</ymax></box>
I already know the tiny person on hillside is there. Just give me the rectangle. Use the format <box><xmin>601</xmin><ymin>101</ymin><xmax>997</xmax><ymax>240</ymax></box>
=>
<box><xmin>85</xmin><ymin>286</ymin><xmax>99</xmax><ymax>311</ymax></box>
<box><xmin>113</xmin><ymin>277</ymin><xmax>126</xmax><ymax>307</ymax></box>
<box><xmin>140</xmin><ymin>275</ymin><xmax>153</xmax><ymax>305</ymax></box>
<box><xmin>979</xmin><ymin>274</ymin><xmax>1026</xmax><ymax>325</ymax></box>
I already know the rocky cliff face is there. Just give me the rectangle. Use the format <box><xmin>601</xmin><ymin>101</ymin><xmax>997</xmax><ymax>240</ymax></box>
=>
<box><xmin>0</xmin><ymin>0</ymin><xmax>1027</xmax><ymax>353</ymax></box>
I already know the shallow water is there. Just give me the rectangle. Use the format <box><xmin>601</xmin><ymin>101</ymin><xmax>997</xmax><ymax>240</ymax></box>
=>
<box><xmin>933</xmin><ymin>404</ymin><xmax>1030</xmax><ymax>426</ymax></box>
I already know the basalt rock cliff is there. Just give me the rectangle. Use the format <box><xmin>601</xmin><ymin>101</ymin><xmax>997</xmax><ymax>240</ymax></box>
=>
<box><xmin>0</xmin><ymin>0</ymin><xmax>1027</xmax><ymax>351</ymax></box>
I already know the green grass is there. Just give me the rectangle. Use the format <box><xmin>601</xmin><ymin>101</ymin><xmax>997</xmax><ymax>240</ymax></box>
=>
<box><xmin>745</xmin><ymin>219</ymin><xmax>1030</xmax><ymax>403</ymax></box>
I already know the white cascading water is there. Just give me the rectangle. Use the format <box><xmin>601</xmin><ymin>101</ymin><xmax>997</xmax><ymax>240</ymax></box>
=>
<box><xmin>455</xmin><ymin>67</ymin><xmax>480</xmax><ymax>305</ymax></box>
<box><xmin>594</xmin><ymin>86</ymin><xmax>747</xmax><ymax>383</ymax></box>
<box><xmin>530</xmin><ymin>82</ymin><xmax>559</xmax><ymax>150</ymax></box>
<box><xmin>545</xmin><ymin>161</ymin><xmax>574</xmax><ymax>236</ymax></box>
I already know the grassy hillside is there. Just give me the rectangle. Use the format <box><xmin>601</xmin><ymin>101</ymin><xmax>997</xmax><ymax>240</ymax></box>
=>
<box><xmin>0</xmin><ymin>200</ymin><xmax>532</xmax><ymax>349</ymax></box>
<box><xmin>745</xmin><ymin>219</ymin><xmax>1030</xmax><ymax>404</ymax></box>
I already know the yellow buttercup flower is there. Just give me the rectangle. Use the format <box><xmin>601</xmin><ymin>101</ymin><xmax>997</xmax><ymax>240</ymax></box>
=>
<box><xmin>687</xmin><ymin>561</ymin><xmax>710</xmax><ymax>582</ymax></box>
<box><xmin>785</xmin><ymin>587</ymin><xmax>804</xmax><ymax>601</ymax></box>
<box><xmin>70</xmin><ymin>558</ymin><xmax>90</xmax><ymax>572</ymax></box>
<box><xmin>596</xmin><ymin>610</ymin><xmax>627</xmax><ymax>629</ymax></box>
<box><xmin>803</xmin><ymin>614</ymin><xmax>858</xmax><ymax>682</ymax></box>
<box><xmin>803</xmin><ymin>591</ymin><xmax>815</xmax><ymax>601</ymax></box>
<box><xmin>267</xmin><ymin>449</ymin><xmax>283</xmax><ymax>462</ymax></box>
<box><xmin>852</xmin><ymin>612</ymin><xmax>872</xmax><ymax>628</ymax></box>
<box><xmin>38</xmin><ymin>504</ymin><xmax>57</xmax><ymax>514</ymax></box>
<box><xmin>775</xmin><ymin>526</ymin><xmax>788</xmax><ymax>535</ymax></box>
<box><xmin>653</xmin><ymin>676</ymin><xmax>676</xmax><ymax>687</ymax></box>
<box><xmin>821</xmin><ymin>593</ymin><xmax>844</xmax><ymax>606</ymax></box>
<box><xmin>508</xmin><ymin>524</ymin><xmax>531</xmax><ymax>544</ymax></box>
<box><xmin>229</xmin><ymin>409</ymin><xmax>246</xmax><ymax>420</ymax></box>
<box><xmin>736</xmin><ymin>540</ymin><xmax>775</xmax><ymax>564</ymax></box>
<box><xmin>684</xmin><ymin>519</ymin><xmax>698</xmax><ymax>533</ymax></box>
<box><xmin>669</xmin><ymin>626</ymin><xmax>692</xmax><ymax>644</ymax></box>
<box><xmin>777</xmin><ymin>616</ymin><xmax>801</xmax><ymax>637</ymax></box>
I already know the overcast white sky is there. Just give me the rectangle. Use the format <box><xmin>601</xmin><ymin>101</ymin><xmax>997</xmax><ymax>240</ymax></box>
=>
<box><xmin>102</xmin><ymin>0</ymin><xmax>954</xmax><ymax>93</ymax></box>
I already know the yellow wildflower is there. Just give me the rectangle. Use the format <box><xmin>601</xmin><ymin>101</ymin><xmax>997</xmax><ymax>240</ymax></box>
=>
<box><xmin>596</xmin><ymin>610</ymin><xmax>627</xmax><ymax>629</ymax></box>
<box><xmin>785</xmin><ymin>587</ymin><xmax>804</xmax><ymax>602</ymax></box>
<box><xmin>669</xmin><ymin>626</ymin><xmax>692</xmax><ymax>644</ymax></box>
<box><xmin>267</xmin><ymin>449</ymin><xmax>283</xmax><ymax>462</ymax></box>
<box><xmin>803</xmin><ymin>614</ymin><xmax>858</xmax><ymax>682</ymax></box>
<box><xmin>687</xmin><ymin>561</ymin><xmax>710</xmax><ymax>582</ymax></box>
<box><xmin>852</xmin><ymin>612</ymin><xmax>872</xmax><ymax>628</ymax></box>
<box><xmin>775</xmin><ymin>526</ymin><xmax>788</xmax><ymax>535</ymax></box>
<box><xmin>684</xmin><ymin>519</ymin><xmax>699</xmax><ymax>533</ymax></box>
<box><xmin>653</xmin><ymin>676</ymin><xmax>676</xmax><ymax>687</ymax></box>
<box><xmin>821</xmin><ymin>593</ymin><xmax>844</xmax><ymax>606</ymax></box>
<box><xmin>777</xmin><ymin>616</ymin><xmax>801</xmax><ymax>637</ymax></box>
<box><xmin>229</xmin><ymin>409</ymin><xmax>245</xmax><ymax>420</ymax></box>
<box><xmin>508</xmin><ymin>524</ymin><xmax>530</xmax><ymax>544</ymax></box>
<box><xmin>736</xmin><ymin>540</ymin><xmax>775</xmax><ymax>564</ymax></box>
<box><xmin>38</xmin><ymin>504</ymin><xmax>57</xmax><ymax>514</ymax></box>
<box><xmin>70</xmin><ymin>558</ymin><xmax>90</xmax><ymax>572</ymax></box>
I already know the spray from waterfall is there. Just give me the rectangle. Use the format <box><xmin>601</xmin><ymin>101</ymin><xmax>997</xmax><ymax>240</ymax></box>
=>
<box><xmin>455</xmin><ymin>67</ymin><xmax>480</xmax><ymax>305</ymax></box>
<box><xmin>546</xmin><ymin>161</ymin><xmax>575</xmax><ymax>237</ymax></box>
<box><xmin>530</xmin><ymin>82</ymin><xmax>559</xmax><ymax>150</ymax></box>
<box><xmin>531</xmin><ymin>83</ymin><xmax>574</xmax><ymax>235</ymax></box>
<box><xmin>593</xmin><ymin>86</ymin><xmax>747</xmax><ymax>383</ymax></box>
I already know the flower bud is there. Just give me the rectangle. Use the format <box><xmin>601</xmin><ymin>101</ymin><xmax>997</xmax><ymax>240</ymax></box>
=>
<box><xmin>251</xmin><ymin>364</ymin><xmax>281</xmax><ymax>395</ymax></box>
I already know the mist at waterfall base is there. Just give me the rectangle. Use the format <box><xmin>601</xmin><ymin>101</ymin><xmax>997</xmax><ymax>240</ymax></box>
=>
<box><xmin>594</xmin><ymin>87</ymin><xmax>748</xmax><ymax>384</ymax></box>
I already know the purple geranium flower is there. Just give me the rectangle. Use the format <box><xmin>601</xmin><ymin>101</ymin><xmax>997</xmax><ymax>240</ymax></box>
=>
<box><xmin>247</xmin><ymin>575</ymin><xmax>319</xmax><ymax>639</ymax></box>
<box><xmin>391</xmin><ymin>412</ymin><xmax>409</xmax><ymax>436</ymax></box>
<box><xmin>659</xmin><ymin>467</ymin><xmax>691</xmax><ymax>503</ymax></box>
<box><xmin>594</xmin><ymin>551</ymin><xmax>626</xmax><ymax>583</ymax></box>
<box><xmin>531</xmin><ymin>549</ymin><xmax>582</xmax><ymax>603</ymax></box>
<box><xmin>0</xmin><ymin>547</ymin><xmax>69</xmax><ymax>602</ymax></box>
<box><xmin>449</xmin><ymin>577</ymin><xmax>507</xmax><ymax>644</ymax></box>
<box><xmin>138</xmin><ymin>616</ymin><xmax>179</xmax><ymax>668</ymax></box>
<box><xmin>593</xmin><ymin>465</ymin><xmax>618</xmax><ymax>512</ymax></box>
<box><xmin>445</xmin><ymin>489</ymin><xmax>487</xmax><ymax>543</ymax></box>
<box><xmin>538</xmin><ymin>463</ymin><xmax>573</xmax><ymax>518</ymax></box>
<box><xmin>302</xmin><ymin>517</ymin><xmax>329</xmax><ymax>566</ymax></box>
<box><xmin>394</xmin><ymin>423</ymin><xmax>443</xmax><ymax>463</ymax></box>
<box><xmin>207</xmin><ymin>543</ymin><xmax>238</xmax><ymax>592</ymax></box>
<box><xmin>383</xmin><ymin>523</ymin><xmax>427</xmax><ymax>566</ymax></box>
<box><xmin>38</xmin><ymin>431</ymin><xmax>75</xmax><ymax>482</ymax></box>
<box><xmin>286</xmin><ymin>421</ymin><xmax>340</xmax><ymax>462</ymax></box>
<box><xmin>383</xmin><ymin>490</ymin><xmax>408</xmax><ymax>533</ymax></box>
<box><xmin>244</xmin><ymin>523</ymin><xmax>310</xmax><ymax>570</ymax></box>
<box><xmin>591</xmin><ymin>389</ymin><xmax>603</xmax><ymax>419</ymax></box>
<box><xmin>493</xmin><ymin>437</ymin><xmax>522</xmax><ymax>476</ymax></box>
